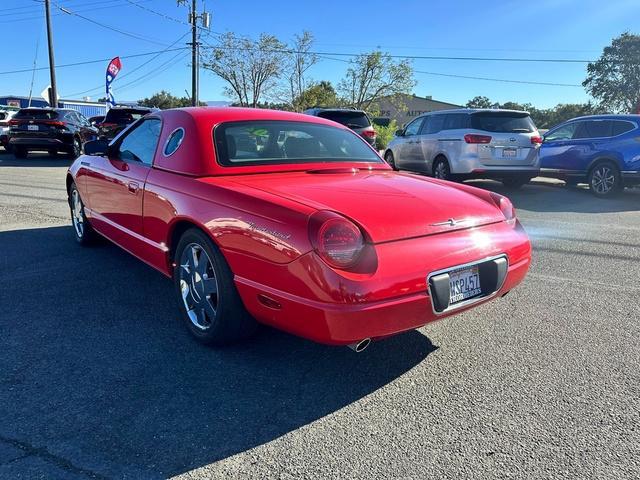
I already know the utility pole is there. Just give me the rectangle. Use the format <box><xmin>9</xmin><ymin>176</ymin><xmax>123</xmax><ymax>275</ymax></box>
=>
<box><xmin>179</xmin><ymin>0</ymin><xmax>210</xmax><ymax>106</ymax></box>
<box><xmin>44</xmin><ymin>0</ymin><xmax>58</xmax><ymax>107</ymax></box>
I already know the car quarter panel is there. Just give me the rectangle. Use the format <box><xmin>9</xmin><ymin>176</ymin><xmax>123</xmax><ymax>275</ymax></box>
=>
<box><xmin>141</xmin><ymin>169</ymin><xmax>317</xmax><ymax>274</ymax></box>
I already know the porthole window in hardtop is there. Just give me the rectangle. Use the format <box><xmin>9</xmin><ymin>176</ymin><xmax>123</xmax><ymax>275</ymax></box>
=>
<box><xmin>164</xmin><ymin>127</ymin><xmax>185</xmax><ymax>156</ymax></box>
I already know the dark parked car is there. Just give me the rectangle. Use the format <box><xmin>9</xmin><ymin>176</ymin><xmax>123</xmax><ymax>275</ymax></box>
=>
<box><xmin>303</xmin><ymin>107</ymin><xmax>377</xmax><ymax>146</ymax></box>
<box><xmin>96</xmin><ymin>106</ymin><xmax>155</xmax><ymax>140</ymax></box>
<box><xmin>8</xmin><ymin>108</ymin><xmax>98</xmax><ymax>159</ymax></box>
<box><xmin>88</xmin><ymin>115</ymin><xmax>105</xmax><ymax>127</ymax></box>
<box><xmin>539</xmin><ymin>114</ymin><xmax>640</xmax><ymax>197</ymax></box>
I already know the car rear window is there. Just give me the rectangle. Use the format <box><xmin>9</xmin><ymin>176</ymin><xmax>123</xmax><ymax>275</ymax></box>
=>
<box><xmin>104</xmin><ymin>109</ymin><xmax>148</xmax><ymax>124</ymax></box>
<box><xmin>611</xmin><ymin>120</ymin><xmax>635</xmax><ymax>136</ymax></box>
<box><xmin>471</xmin><ymin>112</ymin><xmax>535</xmax><ymax>133</ymax></box>
<box><xmin>316</xmin><ymin>111</ymin><xmax>371</xmax><ymax>128</ymax></box>
<box><xmin>214</xmin><ymin>120</ymin><xmax>381</xmax><ymax>166</ymax></box>
<box><xmin>14</xmin><ymin>109</ymin><xmax>58</xmax><ymax>120</ymax></box>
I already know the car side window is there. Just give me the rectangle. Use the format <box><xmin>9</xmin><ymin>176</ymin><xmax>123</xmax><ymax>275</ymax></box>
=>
<box><xmin>545</xmin><ymin>123</ymin><xmax>578</xmax><ymax>142</ymax></box>
<box><xmin>424</xmin><ymin>115</ymin><xmax>445</xmax><ymax>134</ymax></box>
<box><xmin>117</xmin><ymin>118</ymin><xmax>162</xmax><ymax>166</ymax></box>
<box><xmin>163</xmin><ymin>128</ymin><xmax>184</xmax><ymax>156</ymax></box>
<box><xmin>443</xmin><ymin>113</ymin><xmax>469</xmax><ymax>130</ymax></box>
<box><xmin>611</xmin><ymin>120</ymin><xmax>635</xmax><ymax>136</ymax></box>
<box><xmin>404</xmin><ymin>118</ymin><xmax>423</xmax><ymax>136</ymax></box>
<box><xmin>574</xmin><ymin>120</ymin><xmax>612</xmax><ymax>139</ymax></box>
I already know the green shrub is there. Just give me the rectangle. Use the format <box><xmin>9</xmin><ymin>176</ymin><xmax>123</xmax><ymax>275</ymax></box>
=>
<box><xmin>373</xmin><ymin>120</ymin><xmax>398</xmax><ymax>151</ymax></box>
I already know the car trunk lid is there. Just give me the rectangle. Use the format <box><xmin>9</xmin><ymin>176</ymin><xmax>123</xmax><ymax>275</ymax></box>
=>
<box><xmin>225</xmin><ymin>170</ymin><xmax>504</xmax><ymax>243</ymax></box>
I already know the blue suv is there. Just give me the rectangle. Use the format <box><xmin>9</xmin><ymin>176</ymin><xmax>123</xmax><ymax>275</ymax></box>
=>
<box><xmin>539</xmin><ymin>115</ymin><xmax>640</xmax><ymax>197</ymax></box>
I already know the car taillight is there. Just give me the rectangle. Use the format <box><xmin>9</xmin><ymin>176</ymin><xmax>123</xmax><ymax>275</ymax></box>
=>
<box><xmin>362</xmin><ymin>130</ymin><xmax>376</xmax><ymax>138</ymax></box>
<box><xmin>464</xmin><ymin>134</ymin><xmax>492</xmax><ymax>144</ymax></box>
<box><xmin>99</xmin><ymin>122</ymin><xmax>117</xmax><ymax>128</ymax></box>
<box><xmin>309</xmin><ymin>212</ymin><xmax>365</xmax><ymax>268</ymax></box>
<box><xmin>491</xmin><ymin>192</ymin><xmax>516</xmax><ymax>223</ymax></box>
<box><xmin>8</xmin><ymin>119</ymin><xmax>19</xmax><ymax>126</ymax></box>
<box><xmin>530</xmin><ymin>135</ymin><xmax>542</xmax><ymax>144</ymax></box>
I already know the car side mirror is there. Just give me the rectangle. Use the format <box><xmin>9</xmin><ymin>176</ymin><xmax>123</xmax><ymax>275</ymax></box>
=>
<box><xmin>395</xmin><ymin>129</ymin><xmax>405</xmax><ymax>137</ymax></box>
<box><xmin>84</xmin><ymin>139</ymin><xmax>110</xmax><ymax>156</ymax></box>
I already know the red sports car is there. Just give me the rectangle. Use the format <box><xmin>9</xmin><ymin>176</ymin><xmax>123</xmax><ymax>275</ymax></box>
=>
<box><xmin>67</xmin><ymin>107</ymin><xmax>531</xmax><ymax>351</ymax></box>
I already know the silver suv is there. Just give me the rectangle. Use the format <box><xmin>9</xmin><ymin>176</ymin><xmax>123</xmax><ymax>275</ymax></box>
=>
<box><xmin>384</xmin><ymin>109</ymin><xmax>542</xmax><ymax>187</ymax></box>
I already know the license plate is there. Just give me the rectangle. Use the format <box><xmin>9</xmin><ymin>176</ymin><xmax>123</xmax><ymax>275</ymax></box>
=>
<box><xmin>502</xmin><ymin>148</ymin><xmax>517</xmax><ymax>158</ymax></box>
<box><xmin>449</xmin><ymin>266</ymin><xmax>482</xmax><ymax>304</ymax></box>
<box><xmin>27</xmin><ymin>125</ymin><xmax>39</xmax><ymax>131</ymax></box>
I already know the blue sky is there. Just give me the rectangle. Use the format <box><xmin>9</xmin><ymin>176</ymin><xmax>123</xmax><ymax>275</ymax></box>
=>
<box><xmin>1</xmin><ymin>0</ymin><xmax>639</xmax><ymax>108</ymax></box>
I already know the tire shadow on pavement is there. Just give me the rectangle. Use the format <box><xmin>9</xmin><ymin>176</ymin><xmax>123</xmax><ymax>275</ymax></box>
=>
<box><xmin>0</xmin><ymin>225</ymin><xmax>436</xmax><ymax>479</ymax></box>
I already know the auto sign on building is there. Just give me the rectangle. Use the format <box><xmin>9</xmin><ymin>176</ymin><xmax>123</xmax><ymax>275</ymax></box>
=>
<box><xmin>370</xmin><ymin>93</ymin><xmax>460</xmax><ymax>127</ymax></box>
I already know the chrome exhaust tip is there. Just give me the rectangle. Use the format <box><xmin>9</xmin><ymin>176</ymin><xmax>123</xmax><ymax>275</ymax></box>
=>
<box><xmin>347</xmin><ymin>338</ymin><xmax>371</xmax><ymax>353</ymax></box>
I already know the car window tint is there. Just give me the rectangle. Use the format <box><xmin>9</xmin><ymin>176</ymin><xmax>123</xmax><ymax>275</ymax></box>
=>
<box><xmin>471</xmin><ymin>112</ymin><xmax>535</xmax><ymax>133</ymax></box>
<box><xmin>443</xmin><ymin>113</ymin><xmax>469</xmax><ymax>130</ymax></box>
<box><xmin>545</xmin><ymin>123</ymin><xmax>578</xmax><ymax>142</ymax></box>
<box><xmin>574</xmin><ymin>120</ymin><xmax>612</xmax><ymax>139</ymax></box>
<box><xmin>404</xmin><ymin>118</ymin><xmax>423</xmax><ymax>136</ymax></box>
<box><xmin>118</xmin><ymin>118</ymin><xmax>161</xmax><ymax>165</ymax></box>
<box><xmin>164</xmin><ymin>128</ymin><xmax>184</xmax><ymax>156</ymax></box>
<box><xmin>215</xmin><ymin>120</ymin><xmax>382</xmax><ymax>166</ymax></box>
<box><xmin>14</xmin><ymin>109</ymin><xmax>58</xmax><ymax>120</ymax></box>
<box><xmin>316</xmin><ymin>111</ymin><xmax>370</xmax><ymax>128</ymax></box>
<box><xmin>611</xmin><ymin>120</ymin><xmax>635</xmax><ymax>136</ymax></box>
<box><xmin>424</xmin><ymin>115</ymin><xmax>445</xmax><ymax>134</ymax></box>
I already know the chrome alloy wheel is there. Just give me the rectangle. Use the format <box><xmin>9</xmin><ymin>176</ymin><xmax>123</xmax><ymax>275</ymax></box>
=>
<box><xmin>71</xmin><ymin>189</ymin><xmax>84</xmax><ymax>238</ymax></box>
<box><xmin>591</xmin><ymin>165</ymin><xmax>616</xmax><ymax>195</ymax></box>
<box><xmin>179</xmin><ymin>243</ymin><xmax>219</xmax><ymax>331</ymax></box>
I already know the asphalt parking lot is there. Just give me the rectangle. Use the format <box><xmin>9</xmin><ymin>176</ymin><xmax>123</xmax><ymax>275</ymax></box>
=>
<box><xmin>0</xmin><ymin>152</ymin><xmax>639</xmax><ymax>479</ymax></box>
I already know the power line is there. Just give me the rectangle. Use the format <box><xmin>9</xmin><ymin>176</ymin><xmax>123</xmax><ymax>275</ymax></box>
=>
<box><xmin>56</xmin><ymin>4</ymin><xmax>169</xmax><ymax>47</ymax></box>
<box><xmin>0</xmin><ymin>0</ymin><xmax>152</xmax><ymax>22</ymax></box>
<box><xmin>0</xmin><ymin>47</ymin><xmax>188</xmax><ymax>76</ymax></box>
<box><xmin>65</xmin><ymin>30</ymin><xmax>191</xmax><ymax>97</ymax></box>
<box><xmin>413</xmin><ymin>70</ymin><xmax>582</xmax><ymax>87</ymax></box>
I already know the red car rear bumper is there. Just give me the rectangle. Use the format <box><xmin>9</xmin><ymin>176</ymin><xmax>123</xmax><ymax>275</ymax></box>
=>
<box><xmin>232</xmin><ymin>220</ymin><xmax>531</xmax><ymax>345</ymax></box>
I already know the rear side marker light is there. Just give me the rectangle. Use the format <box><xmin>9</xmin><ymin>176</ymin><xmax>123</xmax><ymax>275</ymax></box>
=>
<box><xmin>464</xmin><ymin>134</ymin><xmax>492</xmax><ymax>144</ymax></box>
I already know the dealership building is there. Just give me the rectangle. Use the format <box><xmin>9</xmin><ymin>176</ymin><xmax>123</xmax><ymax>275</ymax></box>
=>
<box><xmin>370</xmin><ymin>94</ymin><xmax>460</xmax><ymax>127</ymax></box>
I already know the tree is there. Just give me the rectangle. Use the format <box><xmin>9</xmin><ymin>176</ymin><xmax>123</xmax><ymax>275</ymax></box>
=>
<box><xmin>138</xmin><ymin>90</ymin><xmax>193</xmax><ymax>109</ymax></box>
<box><xmin>337</xmin><ymin>51</ymin><xmax>415</xmax><ymax>110</ymax></box>
<box><xmin>294</xmin><ymin>81</ymin><xmax>339</xmax><ymax>110</ymax></box>
<box><xmin>583</xmin><ymin>32</ymin><xmax>640</xmax><ymax>113</ymax></box>
<box><xmin>203</xmin><ymin>32</ymin><xmax>287</xmax><ymax>107</ymax></box>
<box><xmin>466</xmin><ymin>96</ymin><xmax>494</xmax><ymax>109</ymax></box>
<box><xmin>283</xmin><ymin>31</ymin><xmax>318</xmax><ymax>111</ymax></box>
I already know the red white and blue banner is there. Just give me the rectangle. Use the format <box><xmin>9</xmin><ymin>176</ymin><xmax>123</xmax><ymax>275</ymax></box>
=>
<box><xmin>105</xmin><ymin>57</ymin><xmax>122</xmax><ymax>109</ymax></box>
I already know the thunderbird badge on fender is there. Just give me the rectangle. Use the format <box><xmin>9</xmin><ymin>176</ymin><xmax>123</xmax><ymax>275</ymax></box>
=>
<box><xmin>66</xmin><ymin>107</ymin><xmax>531</xmax><ymax>350</ymax></box>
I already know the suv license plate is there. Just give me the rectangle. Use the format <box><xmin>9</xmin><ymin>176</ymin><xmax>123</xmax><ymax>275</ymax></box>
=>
<box><xmin>502</xmin><ymin>148</ymin><xmax>517</xmax><ymax>158</ymax></box>
<box><xmin>449</xmin><ymin>266</ymin><xmax>482</xmax><ymax>304</ymax></box>
<box><xmin>27</xmin><ymin>125</ymin><xmax>39</xmax><ymax>131</ymax></box>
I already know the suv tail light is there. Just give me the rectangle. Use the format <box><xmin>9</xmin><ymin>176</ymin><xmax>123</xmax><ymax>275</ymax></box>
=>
<box><xmin>44</xmin><ymin>120</ymin><xmax>65</xmax><ymax>127</ymax></box>
<box><xmin>309</xmin><ymin>211</ymin><xmax>365</xmax><ymax>268</ymax></box>
<box><xmin>464</xmin><ymin>134</ymin><xmax>492</xmax><ymax>144</ymax></box>
<box><xmin>490</xmin><ymin>192</ymin><xmax>516</xmax><ymax>223</ymax></box>
<box><xmin>530</xmin><ymin>135</ymin><xmax>542</xmax><ymax>144</ymax></box>
<box><xmin>362</xmin><ymin>130</ymin><xmax>376</xmax><ymax>138</ymax></box>
<box><xmin>8</xmin><ymin>119</ymin><xmax>19</xmax><ymax>126</ymax></box>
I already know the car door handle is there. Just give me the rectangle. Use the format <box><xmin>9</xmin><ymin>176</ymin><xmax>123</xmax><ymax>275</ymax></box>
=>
<box><xmin>127</xmin><ymin>181</ymin><xmax>139</xmax><ymax>194</ymax></box>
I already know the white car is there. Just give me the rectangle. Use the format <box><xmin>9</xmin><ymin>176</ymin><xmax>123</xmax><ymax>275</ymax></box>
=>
<box><xmin>384</xmin><ymin>109</ymin><xmax>542</xmax><ymax>188</ymax></box>
<box><xmin>0</xmin><ymin>109</ymin><xmax>16</xmax><ymax>152</ymax></box>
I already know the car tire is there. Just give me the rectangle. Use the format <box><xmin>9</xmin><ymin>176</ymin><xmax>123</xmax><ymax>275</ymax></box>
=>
<box><xmin>432</xmin><ymin>157</ymin><xmax>451</xmax><ymax>181</ymax></box>
<box><xmin>384</xmin><ymin>150</ymin><xmax>397</xmax><ymax>170</ymax></box>
<box><xmin>501</xmin><ymin>176</ymin><xmax>532</xmax><ymax>189</ymax></box>
<box><xmin>13</xmin><ymin>147</ymin><xmax>27</xmax><ymax>159</ymax></box>
<box><xmin>588</xmin><ymin>161</ymin><xmax>622</xmax><ymax>198</ymax></box>
<box><xmin>69</xmin><ymin>137</ymin><xmax>83</xmax><ymax>159</ymax></box>
<box><xmin>69</xmin><ymin>182</ymin><xmax>97</xmax><ymax>245</ymax></box>
<box><xmin>173</xmin><ymin>228</ymin><xmax>258</xmax><ymax>345</ymax></box>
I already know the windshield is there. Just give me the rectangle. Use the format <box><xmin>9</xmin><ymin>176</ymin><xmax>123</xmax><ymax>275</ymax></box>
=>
<box><xmin>471</xmin><ymin>112</ymin><xmax>535</xmax><ymax>133</ymax></box>
<box><xmin>317</xmin><ymin>111</ymin><xmax>371</xmax><ymax>129</ymax></box>
<box><xmin>214</xmin><ymin>120</ymin><xmax>381</xmax><ymax>166</ymax></box>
